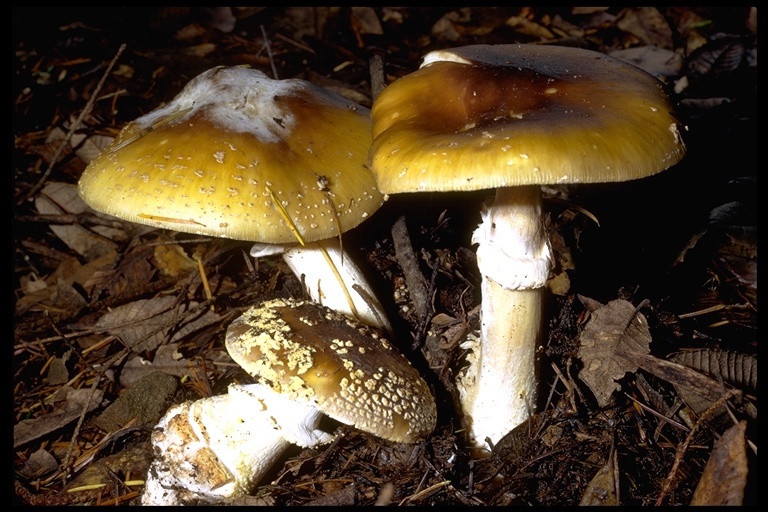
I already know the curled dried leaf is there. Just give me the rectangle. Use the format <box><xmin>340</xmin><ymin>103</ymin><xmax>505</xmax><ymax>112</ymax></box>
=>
<box><xmin>669</xmin><ymin>349</ymin><xmax>757</xmax><ymax>391</ymax></box>
<box><xmin>669</xmin><ymin>349</ymin><xmax>757</xmax><ymax>418</ymax></box>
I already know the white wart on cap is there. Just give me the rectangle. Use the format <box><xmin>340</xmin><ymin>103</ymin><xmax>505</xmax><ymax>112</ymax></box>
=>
<box><xmin>226</xmin><ymin>297</ymin><xmax>437</xmax><ymax>443</ymax></box>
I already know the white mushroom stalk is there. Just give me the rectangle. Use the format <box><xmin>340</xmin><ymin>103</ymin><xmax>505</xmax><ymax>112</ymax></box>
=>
<box><xmin>457</xmin><ymin>185</ymin><xmax>551</xmax><ymax>452</ymax></box>
<box><xmin>251</xmin><ymin>238</ymin><xmax>392</xmax><ymax>331</ymax></box>
<box><xmin>369</xmin><ymin>44</ymin><xmax>687</xmax><ymax>456</ymax></box>
<box><xmin>141</xmin><ymin>382</ymin><xmax>333</xmax><ymax>505</ymax></box>
<box><xmin>77</xmin><ymin>66</ymin><xmax>391</xmax><ymax>331</ymax></box>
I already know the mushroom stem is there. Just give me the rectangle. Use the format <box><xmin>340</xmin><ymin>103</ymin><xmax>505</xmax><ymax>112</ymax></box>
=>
<box><xmin>280</xmin><ymin>238</ymin><xmax>393</xmax><ymax>332</ymax></box>
<box><xmin>458</xmin><ymin>283</ymin><xmax>544</xmax><ymax>454</ymax></box>
<box><xmin>458</xmin><ymin>185</ymin><xmax>551</xmax><ymax>454</ymax></box>
<box><xmin>142</xmin><ymin>382</ymin><xmax>333</xmax><ymax>505</ymax></box>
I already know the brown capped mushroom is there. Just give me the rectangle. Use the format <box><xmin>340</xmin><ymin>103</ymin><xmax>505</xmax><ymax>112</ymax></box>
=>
<box><xmin>78</xmin><ymin>66</ymin><xmax>390</xmax><ymax>330</ymax></box>
<box><xmin>226</xmin><ymin>297</ymin><xmax>437</xmax><ymax>444</ymax></box>
<box><xmin>370</xmin><ymin>44</ymin><xmax>687</xmax><ymax>454</ymax></box>
<box><xmin>142</xmin><ymin>297</ymin><xmax>436</xmax><ymax>504</ymax></box>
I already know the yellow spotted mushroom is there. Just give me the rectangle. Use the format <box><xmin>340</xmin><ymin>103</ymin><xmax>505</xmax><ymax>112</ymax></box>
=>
<box><xmin>78</xmin><ymin>66</ymin><xmax>389</xmax><ymax>330</ymax></box>
<box><xmin>141</xmin><ymin>298</ymin><xmax>436</xmax><ymax>505</ymax></box>
<box><xmin>226</xmin><ymin>297</ymin><xmax>437</xmax><ymax>444</ymax></box>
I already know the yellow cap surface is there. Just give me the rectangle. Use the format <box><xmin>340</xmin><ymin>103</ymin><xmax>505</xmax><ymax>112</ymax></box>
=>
<box><xmin>371</xmin><ymin>44</ymin><xmax>687</xmax><ymax>194</ymax></box>
<box><xmin>79</xmin><ymin>66</ymin><xmax>383</xmax><ymax>244</ymax></box>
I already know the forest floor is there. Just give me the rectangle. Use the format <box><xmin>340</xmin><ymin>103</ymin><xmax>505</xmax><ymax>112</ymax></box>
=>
<box><xmin>13</xmin><ymin>7</ymin><xmax>756</xmax><ymax>506</ymax></box>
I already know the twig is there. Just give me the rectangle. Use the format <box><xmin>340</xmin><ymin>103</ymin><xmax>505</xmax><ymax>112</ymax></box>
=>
<box><xmin>59</xmin><ymin>350</ymin><xmax>129</xmax><ymax>485</ymax></box>
<box><xmin>655</xmin><ymin>388</ymin><xmax>740</xmax><ymax>505</ymax></box>
<box><xmin>194</xmin><ymin>254</ymin><xmax>214</xmax><ymax>310</ymax></box>
<box><xmin>546</xmin><ymin>361</ymin><xmax>579</xmax><ymax>416</ymax></box>
<box><xmin>391</xmin><ymin>216</ymin><xmax>429</xmax><ymax>322</ymax></box>
<box><xmin>17</xmin><ymin>43</ymin><xmax>126</xmax><ymax>207</ymax></box>
<box><xmin>677</xmin><ymin>304</ymin><xmax>726</xmax><ymax>319</ymax></box>
<box><xmin>274</xmin><ymin>32</ymin><xmax>315</xmax><ymax>54</ymax></box>
<box><xmin>624</xmin><ymin>393</ymin><xmax>690</xmax><ymax>433</ymax></box>
<box><xmin>16</xmin><ymin>211</ymin><xmax>128</xmax><ymax>229</ymax></box>
<box><xmin>413</xmin><ymin>258</ymin><xmax>440</xmax><ymax>350</ymax></box>
<box><xmin>369</xmin><ymin>54</ymin><xmax>387</xmax><ymax>100</ymax></box>
<box><xmin>260</xmin><ymin>25</ymin><xmax>279</xmax><ymax>79</ymax></box>
<box><xmin>402</xmin><ymin>479</ymin><xmax>451</xmax><ymax>504</ymax></box>
<box><xmin>622</xmin><ymin>298</ymin><xmax>650</xmax><ymax>332</ymax></box>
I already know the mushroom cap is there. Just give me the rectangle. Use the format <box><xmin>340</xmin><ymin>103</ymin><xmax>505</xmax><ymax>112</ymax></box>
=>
<box><xmin>225</xmin><ymin>297</ymin><xmax>437</xmax><ymax>443</ymax></box>
<box><xmin>370</xmin><ymin>44</ymin><xmax>687</xmax><ymax>194</ymax></box>
<box><xmin>78</xmin><ymin>66</ymin><xmax>383</xmax><ymax>244</ymax></box>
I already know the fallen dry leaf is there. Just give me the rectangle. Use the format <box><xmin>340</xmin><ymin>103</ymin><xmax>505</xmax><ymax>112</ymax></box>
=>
<box><xmin>68</xmin><ymin>131</ymin><xmax>114</xmax><ymax>165</ymax></box>
<box><xmin>14</xmin><ymin>387</ymin><xmax>105</xmax><ymax>449</ymax></box>
<box><xmin>35</xmin><ymin>182</ymin><xmax>118</xmax><ymax>260</ymax></box>
<box><xmin>153</xmin><ymin>243</ymin><xmax>199</xmax><ymax>278</ymax></box>
<box><xmin>19</xmin><ymin>448</ymin><xmax>60</xmax><ymax>479</ymax></box>
<box><xmin>119</xmin><ymin>343</ymin><xmax>230</xmax><ymax>388</ymax></box>
<box><xmin>669</xmin><ymin>349</ymin><xmax>757</xmax><ymax>419</ymax></box>
<box><xmin>92</xmin><ymin>296</ymin><xmax>190</xmax><ymax>352</ymax></box>
<box><xmin>615</xmin><ymin>7</ymin><xmax>675</xmax><ymax>49</ymax></box>
<box><xmin>577</xmin><ymin>299</ymin><xmax>652</xmax><ymax>406</ymax></box>
<box><xmin>609</xmin><ymin>45</ymin><xmax>684</xmax><ymax>82</ymax></box>
<box><xmin>579</xmin><ymin>446</ymin><xmax>618</xmax><ymax>505</ymax></box>
<box><xmin>689</xmin><ymin>420</ymin><xmax>748</xmax><ymax>505</ymax></box>
<box><xmin>91</xmin><ymin>296</ymin><xmax>223</xmax><ymax>353</ymax></box>
<box><xmin>505</xmin><ymin>15</ymin><xmax>556</xmax><ymax>40</ymax></box>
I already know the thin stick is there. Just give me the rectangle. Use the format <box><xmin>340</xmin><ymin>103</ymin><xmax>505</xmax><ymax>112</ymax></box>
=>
<box><xmin>18</xmin><ymin>43</ymin><xmax>127</xmax><ymax>206</ymax></box>
<box><xmin>267</xmin><ymin>187</ymin><xmax>305</xmax><ymax>245</ymax></box>
<box><xmin>369</xmin><ymin>54</ymin><xmax>387</xmax><ymax>100</ymax></box>
<box><xmin>391</xmin><ymin>216</ymin><xmax>429</xmax><ymax>320</ymax></box>
<box><xmin>654</xmin><ymin>388</ymin><xmax>740</xmax><ymax>505</ymax></box>
<box><xmin>402</xmin><ymin>479</ymin><xmax>451</xmax><ymax>503</ymax></box>
<box><xmin>624</xmin><ymin>393</ymin><xmax>690</xmax><ymax>433</ymax></box>
<box><xmin>317</xmin><ymin>244</ymin><xmax>360</xmax><ymax>320</ymax></box>
<box><xmin>260</xmin><ymin>25</ymin><xmax>279</xmax><ymax>80</ymax></box>
<box><xmin>677</xmin><ymin>304</ymin><xmax>726</xmax><ymax>319</ymax></box>
<box><xmin>59</xmin><ymin>350</ymin><xmax>128</xmax><ymax>485</ymax></box>
<box><xmin>195</xmin><ymin>254</ymin><xmax>214</xmax><ymax>311</ymax></box>
<box><xmin>274</xmin><ymin>32</ymin><xmax>315</xmax><ymax>54</ymax></box>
